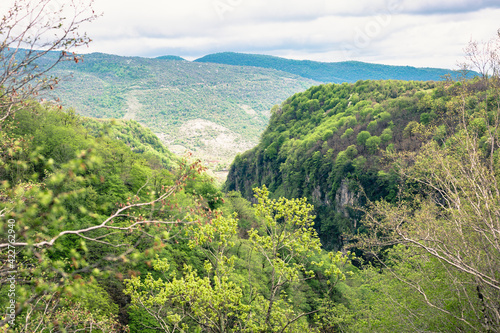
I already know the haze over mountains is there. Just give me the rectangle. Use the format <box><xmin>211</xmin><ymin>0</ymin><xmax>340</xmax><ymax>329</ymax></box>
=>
<box><xmin>43</xmin><ymin>51</ymin><xmax>460</xmax><ymax>171</ymax></box>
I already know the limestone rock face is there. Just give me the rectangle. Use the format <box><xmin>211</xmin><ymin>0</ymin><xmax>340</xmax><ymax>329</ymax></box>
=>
<box><xmin>335</xmin><ymin>179</ymin><xmax>359</xmax><ymax>218</ymax></box>
<box><xmin>311</xmin><ymin>185</ymin><xmax>331</xmax><ymax>206</ymax></box>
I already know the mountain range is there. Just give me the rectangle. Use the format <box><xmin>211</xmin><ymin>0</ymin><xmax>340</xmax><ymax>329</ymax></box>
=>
<box><xmin>194</xmin><ymin>52</ymin><xmax>460</xmax><ymax>83</ymax></box>
<box><xmin>41</xmin><ymin>51</ymin><xmax>463</xmax><ymax>173</ymax></box>
<box><xmin>42</xmin><ymin>52</ymin><xmax>316</xmax><ymax>172</ymax></box>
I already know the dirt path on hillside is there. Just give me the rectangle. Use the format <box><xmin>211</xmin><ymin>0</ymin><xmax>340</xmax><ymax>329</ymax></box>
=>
<box><xmin>123</xmin><ymin>91</ymin><xmax>142</xmax><ymax>120</ymax></box>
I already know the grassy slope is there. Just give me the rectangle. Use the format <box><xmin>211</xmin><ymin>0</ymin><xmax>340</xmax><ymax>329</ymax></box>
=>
<box><xmin>40</xmin><ymin>52</ymin><xmax>317</xmax><ymax>167</ymax></box>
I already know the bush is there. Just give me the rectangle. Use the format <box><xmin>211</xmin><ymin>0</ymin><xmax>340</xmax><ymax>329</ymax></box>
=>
<box><xmin>341</xmin><ymin>128</ymin><xmax>354</xmax><ymax>139</ymax></box>
<box><xmin>366</xmin><ymin>136</ymin><xmax>381</xmax><ymax>153</ymax></box>
<box><xmin>357</xmin><ymin>131</ymin><xmax>371</xmax><ymax>146</ymax></box>
<box><xmin>380</xmin><ymin>128</ymin><xmax>393</xmax><ymax>143</ymax></box>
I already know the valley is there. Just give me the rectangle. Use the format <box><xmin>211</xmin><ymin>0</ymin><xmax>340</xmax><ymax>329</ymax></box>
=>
<box><xmin>2</xmin><ymin>23</ymin><xmax>498</xmax><ymax>331</ymax></box>
<box><xmin>42</xmin><ymin>51</ymin><xmax>459</xmax><ymax>174</ymax></box>
<box><xmin>42</xmin><ymin>52</ymin><xmax>318</xmax><ymax>170</ymax></box>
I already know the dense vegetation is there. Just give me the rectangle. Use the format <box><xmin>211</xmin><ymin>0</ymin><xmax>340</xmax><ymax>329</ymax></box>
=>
<box><xmin>0</xmin><ymin>100</ymin><xmax>354</xmax><ymax>332</ymax></box>
<box><xmin>39</xmin><ymin>50</ymin><xmax>466</xmax><ymax>166</ymax></box>
<box><xmin>195</xmin><ymin>52</ymin><xmax>460</xmax><ymax>83</ymax></box>
<box><xmin>225</xmin><ymin>69</ymin><xmax>500</xmax><ymax>331</ymax></box>
<box><xmin>226</xmin><ymin>79</ymin><xmax>443</xmax><ymax>249</ymax></box>
<box><xmin>3</xmin><ymin>75</ymin><xmax>499</xmax><ymax>332</ymax></box>
<box><xmin>1</xmin><ymin>2</ymin><xmax>499</xmax><ymax>331</ymax></box>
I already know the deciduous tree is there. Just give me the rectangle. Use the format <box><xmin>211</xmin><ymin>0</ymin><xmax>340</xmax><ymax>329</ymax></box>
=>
<box><xmin>0</xmin><ymin>0</ymin><xmax>98</xmax><ymax>123</ymax></box>
<box><xmin>124</xmin><ymin>186</ymin><xmax>351</xmax><ymax>332</ymax></box>
<box><xmin>357</xmin><ymin>30</ymin><xmax>500</xmax><ymax>332</ymax></box>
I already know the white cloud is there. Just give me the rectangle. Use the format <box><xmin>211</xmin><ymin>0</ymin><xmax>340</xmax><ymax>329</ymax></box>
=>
<box><xmin>54</xmin><ymin>0</ymin><xmax>500</xmax><ymax>68</ymax></box>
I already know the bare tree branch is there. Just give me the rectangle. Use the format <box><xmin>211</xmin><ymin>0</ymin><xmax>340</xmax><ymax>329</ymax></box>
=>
<box><xmin>0</xmin><ymin>0</ymin><xmax>99</xmax><ymax>123</ymax></box>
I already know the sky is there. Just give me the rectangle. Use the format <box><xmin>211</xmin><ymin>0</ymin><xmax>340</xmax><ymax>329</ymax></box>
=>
<box><xmin>4</xmin><ymin>0</ymin><xmax>500</xmax><ymax>69</ymax></box>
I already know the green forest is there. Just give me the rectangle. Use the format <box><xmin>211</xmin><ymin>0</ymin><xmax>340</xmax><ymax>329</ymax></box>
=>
<box><xmin>0</xmin><ymin>100</ymin><xmax>357</xmax><ymax>332</ymax></box>
<box><xmin>224</xmin><ymin>72</ymin><xmax>500</xmax><ymax>331</ymax></box>
<box><xmin>1</xmin><ymin>1</ymin><xmax>500</xmax><ymax>332</ymax></box>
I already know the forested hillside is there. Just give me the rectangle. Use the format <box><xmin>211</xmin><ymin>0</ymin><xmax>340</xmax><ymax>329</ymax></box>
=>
<box><xmin>39</xmin><ymin>51</ymin><xmax>463</xmax><ymax>168</ymax></box>
<box><xmin>39</xmin><ymin>52</ymin><xmax>317</xmax><ymax>165</ymax></box>
<box><xmin>0</xmin><ymin>100</ymin><xmax>355</xmax><ymax>332</ymax></box>
<box><xmin>225</xmin><ymin>78</ymin><xmax>495</xmax><ymax>249</ymax></box>
<box><xmin>195</xmin><ymin>52</ymin><xmax>460</xmax><ymax>83</ymax></box>
<box><xmin>3</xmin><ymin>75</ymin><xmax>499</xmax><ymax>333</ymax></box>
<box><xmin>0</xmin><ymin>30</ymin><xmax>354</xmax><ymax>330</ymax></box>
<box><xmin>225</xmin><ymin>79</ymin><xmax>438</xmax><ymax>248</ymax></box>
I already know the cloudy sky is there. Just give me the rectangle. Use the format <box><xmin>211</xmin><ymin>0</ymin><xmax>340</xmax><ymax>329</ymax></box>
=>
<box><xmin>8</xmin><ymin>0</ymin><xmax>500</xmax><ymax>69</ymax></box>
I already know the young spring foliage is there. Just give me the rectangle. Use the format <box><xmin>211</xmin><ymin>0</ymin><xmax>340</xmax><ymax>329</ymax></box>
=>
<box><xmin>124</xmin><ymin>186</ymin><xmax>351</xmax><ymax>332</ymax></box>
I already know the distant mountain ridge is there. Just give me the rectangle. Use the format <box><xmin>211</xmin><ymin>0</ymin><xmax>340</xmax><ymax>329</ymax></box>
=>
<box><xmin>38</xmin><ymin>50</ymin><xmax>471</xmax><ymax>173</ymax></box>
<box><xmin>195</xmin><ymin>52</ymin><xmax>461</xmax><ymax>83</ymax></box>
<box><xmin>156</xmin><ymin>55</ymin><xmax>186</xmax><ymax>61</ymax></box>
